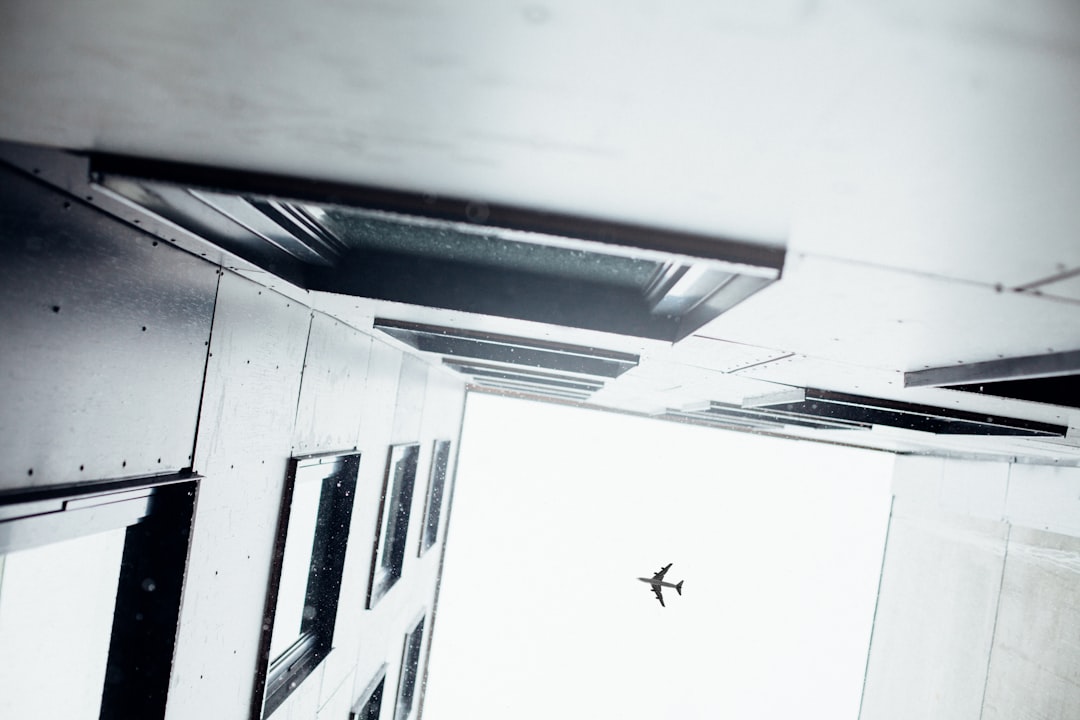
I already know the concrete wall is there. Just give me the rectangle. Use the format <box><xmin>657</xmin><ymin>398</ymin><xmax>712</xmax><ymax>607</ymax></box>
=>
<box><xmin>0</xmin><ymin>165</ymin><xmax>466</xmax><ymax>719</ymax></box>
<box><xmin>860</xmin><ymin>456</ymin><xmax>1080</xmax><ymax>720</ymax></box>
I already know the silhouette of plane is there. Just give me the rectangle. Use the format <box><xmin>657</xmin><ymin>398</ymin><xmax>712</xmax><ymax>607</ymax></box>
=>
<box><xmin>638</xmin><ymin>563</ymin><xmax>683</xmax><ymax>607</ymax></box>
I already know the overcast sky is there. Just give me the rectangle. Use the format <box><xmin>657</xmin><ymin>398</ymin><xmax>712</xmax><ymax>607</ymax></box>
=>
<box><xmin>425</xmin><ymin>393</ymin><xmax>893</xmax><ymax>720</ymax></box>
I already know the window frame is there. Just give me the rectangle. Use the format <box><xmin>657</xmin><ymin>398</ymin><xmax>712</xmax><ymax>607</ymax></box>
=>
<box><xmin>394</xmin><ymin>614</ymin><xmax>427</xmax><ymax>720</ymax></box>
<box><xmin>0</xmin><ymin>471</ymin><xmax>198</xmax><ymax>720</ymax></box>
<box><xmin>418</xmin><ymin>440</ymin><xmax>451</xmax><ymax>557</ymax></box>
<box><xmin>366</xmin><ymin>443</ymin><xmax>421</xmax><ymax>609</ymax></box>
<box><xmin>256</xmin><ymin>450</ymin><xmax>362</xmax><ymax>718</ymax></box>
<box><xmin>86</xmin><ymin>151</ymin><xmax>785</xmax><ymax>342</ymax></box>
<box><xmin>664</xmin><ymin>389</ymin><xmax>1066</xmax><ymax>437</ymax></box>
<box><xmin>350</xmin><ymin>664</ymin><xmax>388</xmax><ymax>720</ymax></box>
<box><xmin>376</xmin><ymin>319</ymin><xmax>638</xmax><ymax>402</ymax></box>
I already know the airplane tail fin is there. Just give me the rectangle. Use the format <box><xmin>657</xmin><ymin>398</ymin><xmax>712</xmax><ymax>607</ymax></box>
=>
<box><xmin>676</xmin><ymin>580</ymin><xmax>684</xmax><ymax>596</ymax></box>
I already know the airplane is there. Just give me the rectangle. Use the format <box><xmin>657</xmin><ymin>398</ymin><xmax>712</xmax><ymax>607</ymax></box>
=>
<box><xmin>638</xmin><ymin>563</ymin><xmax>684</xmax><ymax>607</ymax></box>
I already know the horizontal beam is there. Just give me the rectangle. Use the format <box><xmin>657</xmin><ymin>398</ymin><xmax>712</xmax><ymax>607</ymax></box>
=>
<box><xmin>905</xmin><ymin>350</ymin><xmax>1080</xmax><ymax>388</ymax></box>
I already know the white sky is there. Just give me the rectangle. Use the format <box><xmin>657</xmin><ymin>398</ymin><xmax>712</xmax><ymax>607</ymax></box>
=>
<box><xmin>425</xmin><ymin>393</ymin><xmax>893</xmax><ymax>720</ymax></box>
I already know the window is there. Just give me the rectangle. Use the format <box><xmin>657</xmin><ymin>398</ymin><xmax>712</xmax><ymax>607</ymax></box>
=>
<box><xmin>419</xmin><ymin>440</ymin><xmax>451</xmax><ymax>556</ymax></box>
<box><xmin>368</xmin><ymin>444</ymin><xmax>420</xmax><ymax>608</ymax></box>
<box><xmin>395</xmin><ymin>616</ymin><xmax>426</xmax><ymax>720</ymax></box>
<box><xmin>664</xmin><ymin>389</ymin><xmax>1065</xmax><ymax>437</ymax></box>
<box><xmin>350</xmin><ymin>664</ymin><xmax>388</xmax><ymax>720</ymax></box>
<box><xmin>943</xmin><ymin>375</ymin><xmax>1080</xmax><ymax>410</ymax></box>
<box><xmin>375</xmin><ymin>319</ymin><xmax>637</xmax><ymax>402</ymax></box>
<box><xmin>90</xmin><ymin>153</ymin><xmax>784</xmax><ymax>341</ymax></box>
<box><xmin>375</xmin><ymin>319</ymin><xmax>638</xmax><ymax>378</ymax></box>
<box><xmin>258</xmin><ymin>451</ymin><xmax>361</xmax><ymax>717</ymax></box>
<box><xmin>0</xmin><ymin>473</ymin><xmax>197</xmax><ymax>720</ymax></box>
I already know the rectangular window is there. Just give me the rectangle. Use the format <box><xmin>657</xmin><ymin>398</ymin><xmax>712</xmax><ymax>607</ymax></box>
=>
<box><xmin>375</xmin><ymin>319</ymin><xmax>638</xmax><ymax>378</ymax></box>
<box><xmin>90</xmin><ymin>153</ymin><xmax>784</xmax><ymax>341</ymax></box>
<box><xmin>368</xmin><ymin>444</ymin><xmax>420</xmax><ymax>608</ymax></box>
<box><xmin>664</xmin><ymin>390</ymin><xmax>1066</xmax><ymax>437</ymax></box>
<box><xmin>395</xmin><ymin>616</ymin><xmax>426</xmax><ymax>720</ymax></box>
<box><xmin>259</xmin><ymin>451</ymin><xmax>361</xmax><ymax>717</ymax></box>
<box><xmin>419</xmin><ymin>440</ymin><xmax>451</xmax><ymax>556</ymax></box>
<box><xmin>0</xmin><ymin>473</ymin><xmax>197</xmax><ymax>720</ymax></box>
<box><xmin>350</xmin><ymin>664</ymin><xmax>388</xmax><ymax>720</ymax></box>
<box><xmin>376</xmin><ymin>319</ymin><xmax>637</xmax><ymax>402</ymax></box>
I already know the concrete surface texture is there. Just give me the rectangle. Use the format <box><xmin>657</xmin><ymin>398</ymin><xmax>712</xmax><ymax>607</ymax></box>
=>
<box><xmin>861</xmin><ymin>456</ymin><xmax>1080</xmax><ymax>720</ymax></box>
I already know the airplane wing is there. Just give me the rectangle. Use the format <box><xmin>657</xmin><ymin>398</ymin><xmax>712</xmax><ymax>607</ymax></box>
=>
<box><xmin>652</xmin><ymin>563</ymin><xmax>672</xmax><ymax>581</ymax></box>
<box><xmin>652</xmin><ymin>584</ymin><xmax>665</xmax><ymax>607</ymax></box>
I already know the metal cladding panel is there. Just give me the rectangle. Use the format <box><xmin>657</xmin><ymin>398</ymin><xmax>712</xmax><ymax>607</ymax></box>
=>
<box><xmin>0</xmin><ymin>165</ymin><xmax>217</xmax><ymax>489</ymax></box>
<box><xmin>670</xmin><ymin>333</ymin><xmax>791</xmax><ymax>373</ymax></box>
<box><xmin>709</xmin><ymin>254</ymin><xmax>1080</xmax><ymax>376</ymax></box>
<box><xmin>358</xmin><ymin>339</ymin><xmax>403</xmax><ymax>452</ymax></box>
<box><xmin>391</xmin><ymin>354</ymin><xmax>429</xmax><ymax>445</ymax></box>
<box><xmin>166</xmin><ymin>271</ymin><xmax>312</xmax><ymax>720</ymax></box>
<box><xmin>192</xmin><ymin>271</ymin><xmax>311</xmax><ymax>476</ymax></box>
<box><xmin>318</xmin><ymin>371</ymin><xmax>464</xmax><ymax>711</ymax></box>
<box><xmin>293</xmin><ymin>312</ymin><xmax>374</xmax><ymax>455</ymax></box>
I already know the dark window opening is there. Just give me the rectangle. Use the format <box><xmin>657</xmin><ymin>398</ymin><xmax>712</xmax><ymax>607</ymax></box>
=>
<box><xmin>375</xmin><ymin>319</ymin><xmax>639</xmax><ymax>378</ymax></box>
<box><xmin>469</xmin><ymin>380</ymin><xmax>593</xmax><ymax>402</ymax></box>
<box><xmin>665</xmin><ymin>389</ymin><xmax>1065</xmax><ymax>437</ymax></box>
<box><xmin>350</xmin><ymin>665</ymin><xmax>387</xmax><ymax>720</ymax></box>
<box><xmin>367</xmin><ymin>444</ymin><xmax>420</xmax><ymax>608</ymax></box>
<box><xmin>443</xmin><ymin>359</ymin><xmax>605</xmax><ymax>393</ymax></box>
<box><xmin>395</xmin><ymin>616</ymin><xmax>426</xmax><ymax>720</ymax></box>
<box><xmin>904</xmin><ymin>349</ymin><xmax>1080</xmax><ymax>410</ymax></box>
<box><xmin>88</xmin><ymin>152</ymin><xmax>784</xmax><ymax>341</ymax></box>
<box><xmin>419</xmin><ymin>440</ymin><xmax>451</xmax><ymax>556</ymax></box>
<box><xmin>376</xmin><ymin>319</ymin><xmax>636</xmax><ymax>402</ymax></box>
<box><xmin>945</xmin><ymin>375</ymin><xmax>1080</xmax><ymax>410</ymax></box>
<box><xmin>0</xmin><ymin>472</ymin><xmax>197</xmax><ymax>720</ymax></box>
<box><xmin>258</xmin><ymin>451</ymin><xmax>361</xmax><ymax>718</ymax></box>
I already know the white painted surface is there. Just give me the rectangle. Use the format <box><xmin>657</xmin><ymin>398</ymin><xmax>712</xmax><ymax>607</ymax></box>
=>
<box><xmin>860</xmin><ymin>501</ymin><xmax>1007</xmax><ymax>720</ymax></box>
<box><xmin>169</xmin><ymin>274</ymin><xmax>312</xmax><ymax>720</ymax></box>
<box><xmin>392</xmin><ymin>357</ymin><xmax>430</xmax><ymax>446</ymax></box>
<box><xmin>1037</xmin><ymin>272</ymin><xmax>1080</xmax><ymax>303</ymax></box>
<box><xmin>939</xmin><ymin>459</ymin><xmax>1010</xmax><ymax>521</ymax></box>
<box><xmin>192</xmin><ymin>273</ymin><xmax>312</xmax><ymax>476</ymax></box>
<box><xmin>709</xmin><ymin>254</ymin><xmax>1080</xmax><ymax>372</ymax></box>
<box><xmin>1005</xmin><ymin>464</ymin><xmax>1080</xmax><ymax>538</ymax></box>
<box><xmin>359</xmin><ymin>339</ymin><xmax>406</xmax><ymax>451</ymax></box>
<box><xmin>293</xmin><ymin>312</ymin><xmax>373</xmax><ymax>456</ymax></box>
<box><xmin>4</xmin><ymin>0</ymin><xmax>1080</xmax><ymax>287</ymax></box>
<box><xmin>277</xmin><ymin>670</ymin><xmax>321</xmax><ymax>720</ymax></box>
<box><xmin>316</xmin><ymin>668</ymin><xmax>355</xmax><ymax>719</ymax></box>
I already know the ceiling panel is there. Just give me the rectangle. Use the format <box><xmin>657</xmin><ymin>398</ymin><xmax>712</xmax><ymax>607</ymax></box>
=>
<box><xmin>2</xmin><ymin>0</ymin><xmax>1078</xmax><ymax>275</ymax></box>
<box><xmin>706</xmin><ymin>254</ymin><xmax>1080</xmax><ymax>373</ymax></box>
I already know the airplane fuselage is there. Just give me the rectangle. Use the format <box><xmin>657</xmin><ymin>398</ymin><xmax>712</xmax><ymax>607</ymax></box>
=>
<box><xmin>637</xmin><ymin>577</ymin><xmax>680</xmax><ymax>589</ymax></box>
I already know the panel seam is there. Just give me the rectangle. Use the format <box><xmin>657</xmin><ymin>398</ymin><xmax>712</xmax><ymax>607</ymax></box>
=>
<box><xmin>857</xmin><ymin>493</ymin><xmax>895</xmax><ymax>720</ymax></box>
<box><xmin>978</xmin><ymin>522</ymin><xmax>1012</xmax><ymax>720</ymax></box>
